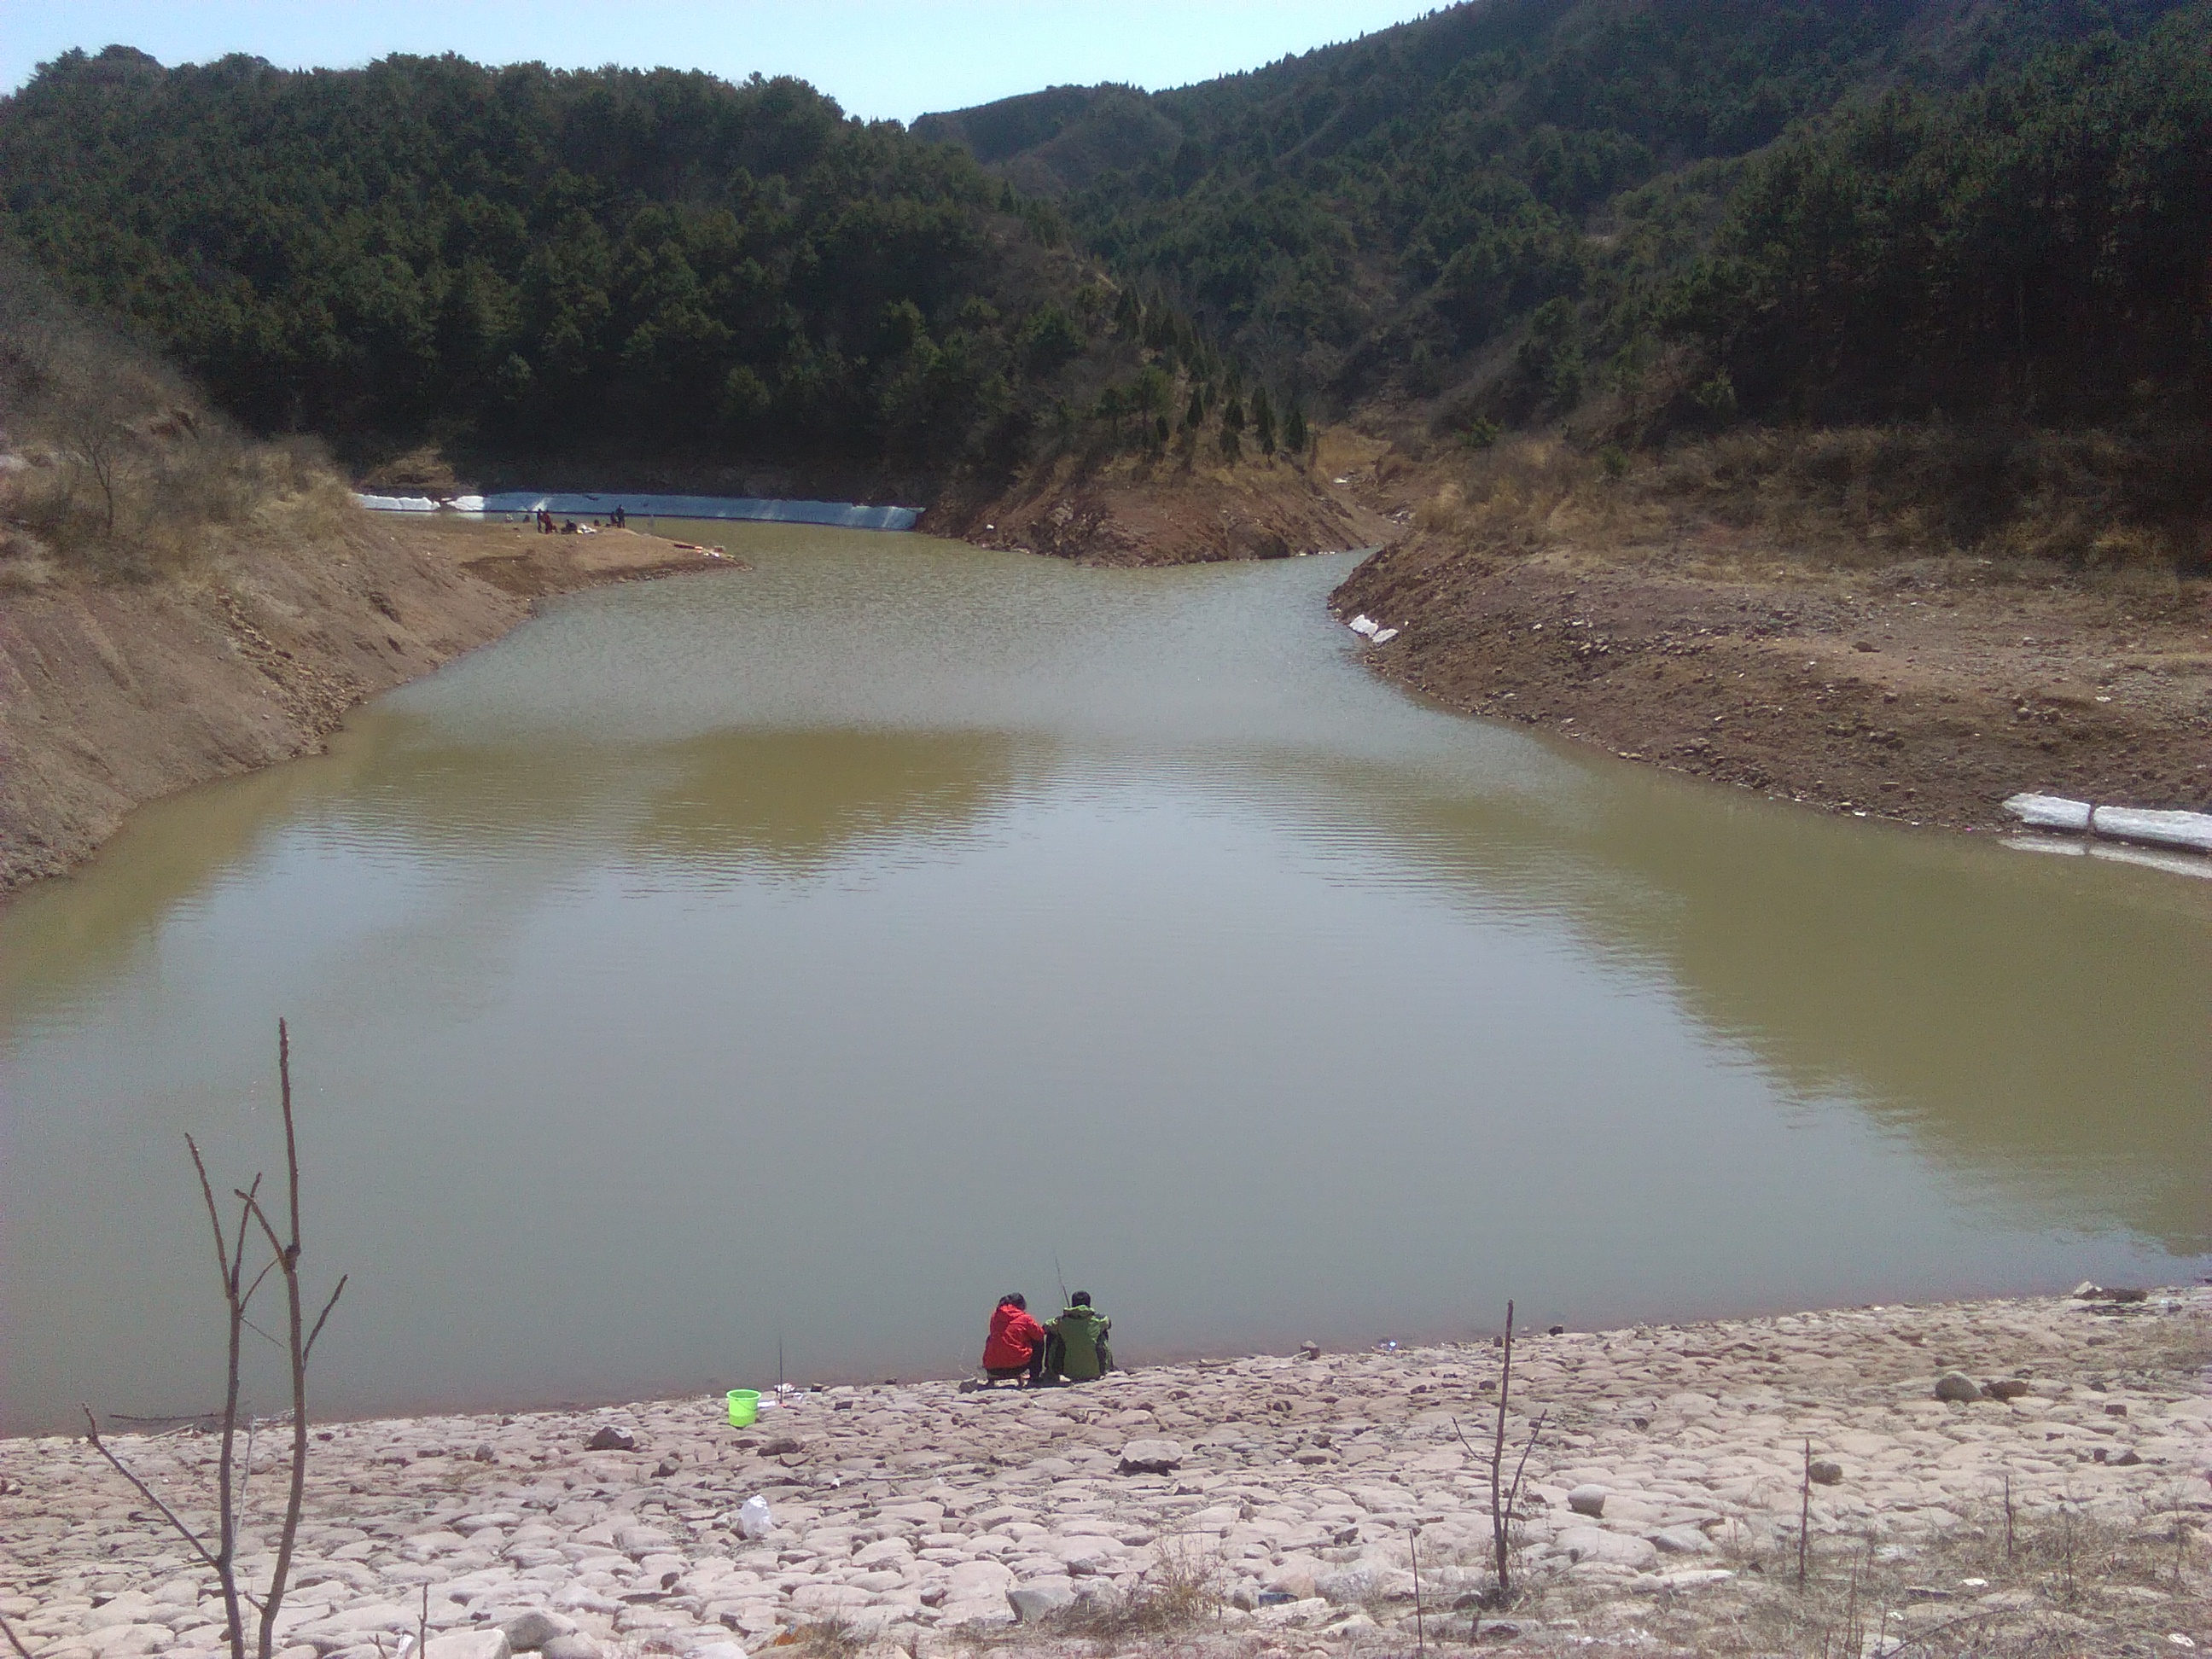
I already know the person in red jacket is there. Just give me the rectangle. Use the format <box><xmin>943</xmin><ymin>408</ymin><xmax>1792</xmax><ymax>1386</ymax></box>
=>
<box><xmin>981</xmin><ymin>1292</ymin><xmax>1046</xmax><ymax>1386</ymax></box>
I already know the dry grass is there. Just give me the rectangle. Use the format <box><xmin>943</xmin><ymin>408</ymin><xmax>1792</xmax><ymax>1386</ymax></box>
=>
<box><xmin>1051</xmin><ymin>1534</ymin><xmax>1228</xmax><ymax>1641</ymax></box>
<box><xmin>1341</xmin><ymin>1491</ymin><xmax>2212</xmax><ymax>1658</ymax></box>
<box><xmin>0</xmin><ymin>258</ymin><xmax>361</xmax><ymax>584</ymax></box>
<box><xmin>778</xmin><ymin>1616</ymin><xmax>871</xmax><ymax>1659</ymax></box>
<box><xmin>1408</xmin><ymin>424</ymin><xmax>2212</xmax><ymax>589</ymax></box>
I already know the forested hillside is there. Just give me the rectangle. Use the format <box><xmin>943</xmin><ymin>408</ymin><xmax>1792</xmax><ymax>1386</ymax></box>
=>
<box><xmin>4</xmin><ymin>2</ymin><xmax>2208</xmax><ymax>478</ymax></box>
<box><xmin>919</xmin><ymin>0</ymin><xmax>2212</xmax><ymax>432</ymax></box>
<box><xmin>0</xmin><ymin>49</ymin><xmax>1117</xmax><ymax>471</ymax></box>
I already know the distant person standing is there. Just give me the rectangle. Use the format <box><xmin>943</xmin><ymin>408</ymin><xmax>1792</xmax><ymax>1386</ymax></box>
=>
<box><xmin>611</xmin><ymin>504</ymin><xmax>626</xmax><ymax>527</ymax></box>
<box><xmin>981</xmin><ymin>1292</ymin><xmax>1046</xmax><ymax>1386</ymax></box>
<box><xmin>1047</xmin><ymin>1290</ymin><xmax>1114</xmax><ymax>1382</ymax></box>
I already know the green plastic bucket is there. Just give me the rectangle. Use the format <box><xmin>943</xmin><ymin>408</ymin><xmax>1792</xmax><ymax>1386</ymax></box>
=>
<box><xmin>726</xmin><ymin>1389</ymin><xmax>760</xmax><ymax>1427</ymax></box>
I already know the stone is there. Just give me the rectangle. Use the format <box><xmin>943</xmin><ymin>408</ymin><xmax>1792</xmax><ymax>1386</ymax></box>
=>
<box><xmin>1557</xmin><ymin>1527</ymin><xmax>1658</xmax><ymax>1570</ymax></box>
<box><xmin>1653</xmin><ymin>1569</ymin><xmax>1735</xmax><ymax>1591</ymax></box>
<box><xmin>1934</xmin><ymin>1373</ymin><xmax>1982</xmax><ymax>1404</ymax></box>
<box><xmin>1807</xmin><ymin>1459</ymin><xmax>1844</xmax><ymax>1486</ymax></box>
<box><xmin>425</xmin><ymin>1634</ymin><xmax>511</xmax><ymax>1659</ymax></box>
<box><xmin>81</xmin><ymin>1627</ymin><xmax>163</xmax><ymax>1657</ymax></box>
<box><xmin>499</xmin><ymin>1615</ymin><xmax>575</xmax><ymax>1653</ymax></box>
<box><xmin>1118</xmin><ymin>1438</ymin><xmax>1188</xmax><ymax>1475</ymax></box>
<box><xmin>1314</xmin><ymin>1565</ymin><xmax>1412</xmax><ymax>1604</ymax></box>
<box><xmin>539</xmin><ymin>1639</ymin><xmax>602</xmax><ymax>1659</ymax></box>
<box><xmin>685</xmin><ymin>1645</ymin><xmax>745</xmax><ymax>1659</ymax></box>
<box><xmin>1648</xmin><ymin>1526</ymin><xmax>1714</xmax><ymax>1556</ymax></box>
<box><xmin>1004</xmin><ymin>1585</ymin><xmax>1074</xmax><ymax>1624</ymax></box>
<box><xmin>1567</xmin><ymin>1484</ymin><xmax>1608</xmax><ymax>1517</ymax></box>
<box><xmin>585</xmin><ymin>1426</ymin><xmax>636</xmax><ymax>1452</ymax></box>
<box><xmin>1981</xmin><ymin>1378</ymin><xmax>2031</xmax><ymax>1401</ymax></box>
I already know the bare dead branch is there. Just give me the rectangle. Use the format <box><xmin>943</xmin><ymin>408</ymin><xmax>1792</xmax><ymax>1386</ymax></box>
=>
<box><xmin>242</xmin><ymin>1249</ymin><xmax>279</xmax><ymax>1312</ymax></box>
<box><xmin>188</xmin><ymin>1135</ymin><xmax>232</xmax><ymax>1290</ymax></box>
<box><xmin>1493</xmin><ymin>1299</ymin><xmax>1516</xmax><ymax>1598</ymax></box>
<box><xmin>79</xmin><ymin>1406</ymin><xmax>220</xmax><ymax>1574</ymax></box>
<box><xmin>1505</xmin><ymin>1406</ymin><xmax>1550</xmax><ymax>1517</ymax></box>
<box><xmin>305</xmin><ymin>1276</ymin><xmax>348</xmax><ymax>1363</ymax></box>
<box><xmin>1</xmin><ymin>1608</ymin><xmax>46</xmax><ymax>1659</ymax></box>
<box><xmin>280</xmin><ymin>1019</ymin><xmax>301</xmax><ymax>1256</ymax></box>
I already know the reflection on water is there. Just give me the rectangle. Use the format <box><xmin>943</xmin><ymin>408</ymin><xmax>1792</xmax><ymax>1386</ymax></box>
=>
<box><xmin>2</xmin><ymin>523</ymin><xmax>2205</xmax><ymax>1434</ymax></box>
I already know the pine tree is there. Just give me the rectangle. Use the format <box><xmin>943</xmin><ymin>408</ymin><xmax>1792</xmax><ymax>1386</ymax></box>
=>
<box><xmin>1284</xmin><ymin>402</ymin><xmax>1309</xmax><ymax>455</ymax></box>
<box><xmin>1219</xmin><ymin>394</ymin><xmax>1246</xmax><ymax>463</ymax></box>
<box><xmin>1185</xmin><ymin>387</ymin><xmax>1204</xmax><ymax>430</ymax></box>
<box><xmin>1253</xmin><ymin>386</ymin><xmax>1277</xmax><ymax>455</ymax></box>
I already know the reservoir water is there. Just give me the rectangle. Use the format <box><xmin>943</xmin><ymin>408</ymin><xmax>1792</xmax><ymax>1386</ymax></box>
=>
<box><xmin>3</xmin><ymin>525</ymin><xmax>2207</xmax><ymax>1434</ymax></box>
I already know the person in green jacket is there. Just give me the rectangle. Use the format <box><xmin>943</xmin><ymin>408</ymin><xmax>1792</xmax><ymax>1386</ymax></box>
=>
<box><xmin>1046</xmin><ymin>1290</ymin><xmax>1114</xmax><ymax>1382</ymax></box>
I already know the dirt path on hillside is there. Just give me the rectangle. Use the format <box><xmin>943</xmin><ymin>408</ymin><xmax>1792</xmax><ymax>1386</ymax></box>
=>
<box><xmin>0</xmin><ymin>519</ymin><xmax>743</xmax><ymax>894</ymax></box>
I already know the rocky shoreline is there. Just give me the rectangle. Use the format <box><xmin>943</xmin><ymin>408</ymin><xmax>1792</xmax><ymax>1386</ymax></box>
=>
<box><xmin>4</xmin><ymin>1286</ymin><xmax>2205</xmax><ymax>1658</ymax></box>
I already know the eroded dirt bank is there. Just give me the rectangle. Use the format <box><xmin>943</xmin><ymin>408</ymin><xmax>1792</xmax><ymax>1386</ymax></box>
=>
<box><xmin>3</xmin><ymin>1288</ymin><xmax>2204</xmax><ymax>1659</ymax></box>
<box><xmin>1331</xmin><ymin>535</ymin><xmax>2212</xmax><ymax>835</ymax></box>
<box><xmin>925</xmin><ymin>449</ymin><xmax>1393</xmax><ymax>567</ymax></box>
<box><xmin>0</xmin><ymin>519</ymin><xmax>742</xmax><ymax>894</ymax></box>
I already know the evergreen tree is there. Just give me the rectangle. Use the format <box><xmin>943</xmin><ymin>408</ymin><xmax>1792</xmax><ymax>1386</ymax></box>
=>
<box><xmin>1253</xmin><ymin>386</ymin><xmax>1277</xmax><ymax>456</ymax></box>
<box><xmin>1284</xmin><ymin>401</ymin><xmax>1308</xmax><ymax>455</ymax></box>
<box><xmin>1219</xmin><ymin>393</ymin><xmax>1246</xmax><ymax>463</ymax></box>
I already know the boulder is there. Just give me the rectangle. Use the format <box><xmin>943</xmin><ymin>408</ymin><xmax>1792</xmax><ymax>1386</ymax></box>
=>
<box><xmin>499</xmin><ymin>1614</ymin><xmax>575</xmax><ymax>1653</ymax></box>
<box><xmin>1556</xmin><ymin>1527</ymin><xmax>1658</xmax><ymax>1570</ymax></box>
<box><xmin>1566</xmin><ymin>1484</ymin><xmax>1608</xmax><ymax>1518</ymax></box>
<box><xmin>1653</xmin><ymin>1569</ymin><xmax>1736</xmax><ymax>1591</ymax></box>
<box><xmin>1807</xmin><ymin>1459</ymin><xmax>1844</xmax><ymax>1486</ymax></box>
<box><xmin>1314</xmin><ymin>1564</ymin><xmax>1412</xmax><ymax>1604</ymax></box>
<box><xmin>426</xmin><ymin>1635</ymin><xmax>510</xmax><ymax>1659</ymax></box>
<box><xmin>1933</xmin><ymin>1373</ymin><xmax>1982</xmax><ymax>1404</ymax></box>
<box><xmin>1118</xmin><ymin>1437</ymin><xmax>1187</xmax><ymax>1475</ymax></box>
<box><xmin>1648</xmin><ymin>1526</ymin><xmax>1714</xmax><ymax>1556</ymax></box>
<box><xmin>1005</xmin><ymin>1585</ymin><xmax>1075</xmax><ymax>1624</ymax></box>
<box><xmin>585</xmin><ymin>1426</ymin><xmax>636</xmax><ymax>1452</ymax></box>
<box><xmin>540</xmin><ymin>1639</ymin><xmax>602</xmax><ymax>1659</ymax></box>
<box><xmin>1981</xmin><ymin>1378</ymin><xmax>2032</xmax><ymax>1401</ymax></box>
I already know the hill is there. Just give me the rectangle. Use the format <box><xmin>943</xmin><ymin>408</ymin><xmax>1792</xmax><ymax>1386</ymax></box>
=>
<box><xmin>917</xmin><ymin>0</ymin><xmax>2211</xmax><ymax>432</ymax></box>
<box><xmin>0</xmin><ymin>49</ymin><xmax>1126</xmax><ymax>480</ymax></box>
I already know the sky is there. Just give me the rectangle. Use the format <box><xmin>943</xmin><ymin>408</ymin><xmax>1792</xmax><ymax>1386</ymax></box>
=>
<box><xmin>4</xmin><ymin>3</ymin><xmax>1446</xmax><ymax>123</ymax></box>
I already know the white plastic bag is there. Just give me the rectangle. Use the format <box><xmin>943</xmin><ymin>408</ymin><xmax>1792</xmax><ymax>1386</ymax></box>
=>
<box><xmin>736</xmin><ymin>1493</ymin><xmax>774</xmax><ymax>1540</ymax></box>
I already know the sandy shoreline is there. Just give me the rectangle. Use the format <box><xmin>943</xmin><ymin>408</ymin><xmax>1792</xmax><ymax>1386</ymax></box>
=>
<box><xmin>5</xmin><ymin>1285</ymin><xmax>2204</xmax><ymax>1657</ymax></box>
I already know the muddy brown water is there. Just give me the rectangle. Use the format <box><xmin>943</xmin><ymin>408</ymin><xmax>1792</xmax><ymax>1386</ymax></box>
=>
<box><xmin>3</xmin><ymin>525</ymin><xmax>2207</xmax><ymax>1435</ymax></box>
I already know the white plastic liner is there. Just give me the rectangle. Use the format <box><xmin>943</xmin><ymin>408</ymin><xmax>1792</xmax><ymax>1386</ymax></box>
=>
<box><xmin>2001</xmin><ymin>793</ymin><xmax>2093</xmax><ymax>832</ymax></box>
<box><xmin>353</xmin><ymin>490</ymin><xmax>918</xmax><ymax>531</ymax></box>
<box><xmin>2001</xmin><ymin>793</ymin><xmax>2212</xmax><ymax>853</ymax></box>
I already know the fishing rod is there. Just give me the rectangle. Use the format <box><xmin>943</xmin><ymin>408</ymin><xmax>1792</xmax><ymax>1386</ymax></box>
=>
<box><xmin>1054</xmin><ymin>1250</ymin><xmax>1069</xmax><ymax>1310</ymax></box>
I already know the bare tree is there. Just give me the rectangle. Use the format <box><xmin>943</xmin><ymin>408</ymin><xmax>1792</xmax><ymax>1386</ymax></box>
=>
<box><xmin>79</xmin><ymin>1020</ymin><xmax>347</xmax><ymax>1659</ymax></box>
<box><xmin>1454</xmin><ymin>1299</ymin><xmax>1547</xmax><ymax>1613</ymax></box>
